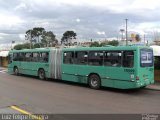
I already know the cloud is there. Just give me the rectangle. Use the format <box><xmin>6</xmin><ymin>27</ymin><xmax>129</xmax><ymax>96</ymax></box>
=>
<box><xmin>0</xmin><ymin>14</ymin><xmax>23</xmax><ymax>26</ymax></box>
<box><xmin>76</xmin><ymin>18</ymin><xmax>81</xmax><ymax>23</ymax></box>
<box><xmin>19</xmin><ymin>34</ymin><xmax>25</xmax><ymax>40</ymax></box>
<box><xmin>14</xmin><ymin>3</ymin><xmax>27</xmax><ymax>10</ymax></box>
<box><xmin>0</xmin><ymin>0</ymin><xmax>160</xmax><ymax>47</ymax></box>
<box><xmin>131</xmin><ymin>0</ymin><xmax>160</xmax><ymax>10</ymax></box>
<box><xmin>0</xmin><ymin>36</ymin><xmax>3</xmax><ymax>40</ymax></box>
<box><xmin>97</xmin><ymin>31</ymin><xmax>105</xmax><ymax>35</ymax></box>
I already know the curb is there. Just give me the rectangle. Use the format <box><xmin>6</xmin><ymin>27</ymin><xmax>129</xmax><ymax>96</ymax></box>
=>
<box><xmin>145</xmin><ymin>86</ymin><xmax>160</xmax><ymax>91</ymax></box>
<box><xmin>145</xmin><ymin>88</ymin><xmax>160</xmax><ymax>91</ymax></box>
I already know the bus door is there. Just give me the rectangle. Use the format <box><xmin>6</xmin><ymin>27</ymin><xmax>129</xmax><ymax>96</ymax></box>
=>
<box><xmin>75</xmin><ymin>51</ymin><xmax>89</xmax><ymax>84</ymax></box>
<box><xmin>62</xmin><ymin>51</ymin><xmax>77</xmax><ymax>82</ymax></box>
<box><xmin>8</xmin><ymin>53</ymin><xmax>14</xmax><ymax>74</ymax></box>
<box><xmin>38</xmin><ymin>52</ymin><xmax>50</xmax><ymax>74</ymax></box>
<box><xmin>75</xmin><ymin>51</ymin><xmax>105</xmax><ymax>84</ymax></box>
<box><xmin>104</xmin><ymin>51</ymin><xmax>135</xmax><ymax>88</ymax></box>
<box><xmin>21</xmin><ymin>52</ymin><xmax>49</xmax><ymax>76</ymax></box>
<box><xmin>20</xmin><ymin>52</ymin><xmax>33</xmax><ymax>74</ymax></box>
<box><xmin>13</xmin><ymin>52</ymin><xmax>22</xmax><ymax>73</ymax></box>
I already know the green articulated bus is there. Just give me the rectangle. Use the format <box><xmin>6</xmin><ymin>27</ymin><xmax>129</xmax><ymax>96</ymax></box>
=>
<box><xmin>8</xmin><ymin>46</ymin><xmax>154</xmax><ymax>89</ymax></box>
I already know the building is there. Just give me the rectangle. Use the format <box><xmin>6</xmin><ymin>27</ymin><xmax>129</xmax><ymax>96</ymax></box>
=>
<box><xmin>0</xmin><ymin>51</ymin><xmax>9</xmax><ymax>67</ymax></box>
<box><xmin>150</xmin><ymin>45</ymin><xmax>160</xmax><ymax>82</ymax></box>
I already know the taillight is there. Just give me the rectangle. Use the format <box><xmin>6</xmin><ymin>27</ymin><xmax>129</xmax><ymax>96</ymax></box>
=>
<box><xmin>136</xmin><ymin>76</ymin><xmax>140</xmax><ymax>80</ymax></box>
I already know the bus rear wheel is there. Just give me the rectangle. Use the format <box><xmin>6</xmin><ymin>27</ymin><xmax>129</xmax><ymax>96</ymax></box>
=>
<box><xmin>14</xmin><ymin>67</ymin><xmax>19</xmax><ymax>75</ymax></box>
<box><xmin>88</xmin><ymin>74</ymin><xmax>101</xmax><ymax>89</ymax></box>
<box><xmin>38</xmin><ymin>69</ymin><xmax>45</xmax><ymax>80</ymax></box>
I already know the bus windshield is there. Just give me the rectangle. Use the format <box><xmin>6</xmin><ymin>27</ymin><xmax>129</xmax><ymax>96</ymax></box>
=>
<box><xmin>140</xmin><ymin>49</ymin><xmax>153</xmax><ymax>67</ymax></box>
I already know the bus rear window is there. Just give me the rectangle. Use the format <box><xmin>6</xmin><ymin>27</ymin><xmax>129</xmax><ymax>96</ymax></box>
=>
<box><xmin>140</xmin><ymin>49</ymin><xmax>153</xmax><ymax>67</ymax></box>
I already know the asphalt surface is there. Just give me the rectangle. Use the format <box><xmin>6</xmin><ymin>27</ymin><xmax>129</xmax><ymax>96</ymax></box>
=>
<box><xmin>0</xmin><ymin>70</ymin><xmax>160</xmax><ymax>114</ymax></box>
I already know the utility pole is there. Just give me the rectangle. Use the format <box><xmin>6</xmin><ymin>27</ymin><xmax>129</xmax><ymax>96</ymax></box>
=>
<box><xmin>144</xmin><ymin>34</ymin><xmax>145</xmax><ymax>44</ymax></box>
<box><xmin>30</xmin><ymin>31</ymin><xmax>32</xmax><ymax>49</ymax></box>
<box><xmin>125</xmin><ymin>19</ymin><xmax>128</xmax><ymax>46</ymax></box>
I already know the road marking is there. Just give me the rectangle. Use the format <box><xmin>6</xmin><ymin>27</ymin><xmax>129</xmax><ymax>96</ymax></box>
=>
<box><xmin>0</xmin><ymin>70</ymin><xmax>7</xmax><ymax>73</ymax></box>
<box><xmin>11</xmin><ymin>105</ymin><xmax>43</xmax><ymax>120</ymax></box>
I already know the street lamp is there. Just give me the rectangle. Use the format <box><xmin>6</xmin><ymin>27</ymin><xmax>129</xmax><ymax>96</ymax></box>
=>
<box><xmin>120</xmin><ymin>29</ymin><xmax>125</xmax><ymax>41</ymax></box>
<box><xmin>11</xmin><ymin>41</ymin><xmax>15</xmax><ymax>50</ymax></box>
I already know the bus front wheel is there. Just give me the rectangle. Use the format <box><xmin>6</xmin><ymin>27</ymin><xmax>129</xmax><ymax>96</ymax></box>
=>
<box><xmin>88</xmin><ymin>74</ymin><xmax>101</xmax><ymax>89</ymax></box>
<box><xmin>38</xmin><ymin>69</ymin><xmax>45</xmax><ymax>80</ymax></box>
<box><xmin>14</xmin><ymin>67</ymin><xmax>19</xmax><ymax>75</ymax></box>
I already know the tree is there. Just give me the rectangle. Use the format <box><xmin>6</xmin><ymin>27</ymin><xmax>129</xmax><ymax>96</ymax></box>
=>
<box><xmin>107</xmin><ymin>40</ymin><xmax>119</xmax><ymax>46</ymax></box>
<box><xmin>34</xmin><ymin>43</ymin><xmax>43</xmax><ymax>48</ymax></box>
<box><xmin>61</xmin><ymin>31</ymin><xmax>77</xmax><ymax>45</ymax></box>
<box><xmin>41</xmin><ymin>31</ymin><xmax>56</xmax><ymax>47</ymax></box>
<box><xmin>14</xmin><ymin>44</ymin><xmax>23</xmax><ymax>50</ymax></box>
<box><xmin>33</xmin><ymin>27</ymin><xmax>45</xmax><ymax>43</ymax></box>
<box><xmin>14</xmin><ymin>43</ymin><xmax>33</xmax><ymax>50</ymax></box>
<box><xmin>25</xmin><ymin>27</ymin><xmax>45</xmax><ymax>43</ymax></box>
<box><xmin>25</xmin><ymin>27</ymin><xmax>57</xmax><ymax>47</ymax></box>
<box><xmin>25</xmin><ymin>29</ymin><xmax>36</xmax><ymax>45</ymax></box>
<box><xmin>90</xmin><ymin>41</ymin><xmax>100</xmax><ymax>47</ymax></box>
<box><xmin>90</xmin><ymin>40</ymin><xmax>119</xmax><ymax>47</ymax></box>
<box><xmin>135</xmin><ymin>34</ymin><xmax>141</xmax><ymax>42</ymax></box>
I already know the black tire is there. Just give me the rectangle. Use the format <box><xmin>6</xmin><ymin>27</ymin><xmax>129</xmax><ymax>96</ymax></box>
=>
<box><xmin>14</xmin><ymin>67</ymin><xmax>19</xmax><ymax>75</ymax></box>
<box><xmin>88</xmin><ymin>74</ymin><xmax>101</xmax><ymax>89</ymax></box>
<box><xmin>141</xmin><ymin>86</ymin><xmax>146</xmax><ymax>89</ymax></box>
<box><xmin>38</xmin><ymin>69</ymin><xmax>45</xmax><ymax>80</ymax></box>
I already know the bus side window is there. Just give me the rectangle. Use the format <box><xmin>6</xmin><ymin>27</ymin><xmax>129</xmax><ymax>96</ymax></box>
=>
<box><xmin>40</xmin><ymin>52</ymin><xmax>49</xmax><ymax>63</ymax></box>
<box><xmin>76</xmin><ymin>51</ymin><xmax>88</xmax><ymax>65</ymax></box>
<box><xmin>8</xmin><ymin>54</ymin><xmax>13</xmax><ymax>64</ymax></box>
<box><xmin>33</xmin><ymin>53</ymin><xmax>39</xmax><ymax>62</ymax></box>
<box><xmin>88</xmin><ymin>51</ymin><xmax>103</xmax><ymax>66</ymax></box>
<box><xmin>104</xmin><ymin>51</ymin><xmax>121</xmax><ymax>67</ymax></box>
<box><xmin>43</xmin><ymin>52</ymin><xmax>49</xmax><ymax>62</ymax></box>
<box><xmin>25</xmin><ymin>53</ymin><xmax>32</xmax><ymax>62</ymax></box>
<box><xmin>13</xmin><ymin>53</ymin><xmax>19</xmax><ymax>61</ymax></box>
<box><xmin>19</xmin><ymin>53</ymin><xmax>25</xmax><ymax>61</ymax></box>
<box><xmin>63</xmin><ymin>52</ymin><xmax>74</xmax><ymax>64</ymax></box>
<box><xmin>123</xmin><ymin>51</ymin><xmax>134</xmax><ymax>68</ymax></box>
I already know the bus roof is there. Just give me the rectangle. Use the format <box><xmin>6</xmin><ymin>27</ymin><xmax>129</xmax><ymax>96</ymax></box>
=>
<box><xmin>9</xmin><ymin>48</ymin><xmax>52</xmax><ymax>53</ymax></box>
<box><xmin>9</xmin><ymin>46</ymin><xmax>152</xmax><ymax>53</ymax></box>
<box><xmin>62</xmin><ymin>46</ymin><xmax>152</xmax><ymax>51</ymax></box>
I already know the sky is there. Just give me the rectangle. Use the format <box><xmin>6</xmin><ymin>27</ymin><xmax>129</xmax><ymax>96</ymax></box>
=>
<box><xmin>0</xmin><ymin>0</ymin><xmax>160</xmax><ymax>48</ymax></box>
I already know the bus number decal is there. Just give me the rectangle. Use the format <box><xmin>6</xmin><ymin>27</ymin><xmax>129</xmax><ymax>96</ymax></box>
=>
<box><xmin>124</xmin><ymin>69</ymin><xmax>135</xmax><ymax>73</ymax></box>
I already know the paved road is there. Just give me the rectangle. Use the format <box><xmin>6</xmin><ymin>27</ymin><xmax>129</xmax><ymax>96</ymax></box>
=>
<box><xmin>0</xmin><ymin>71</ymin><xmax>160</xmax><ymax>114</ymax></box>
